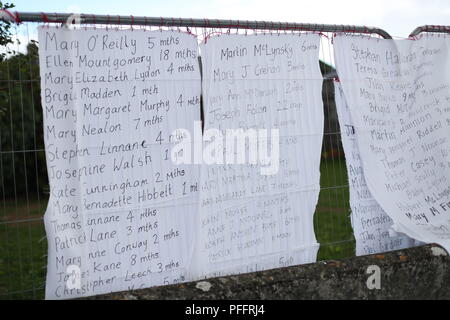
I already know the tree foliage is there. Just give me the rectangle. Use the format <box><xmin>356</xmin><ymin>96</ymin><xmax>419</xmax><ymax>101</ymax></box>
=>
<box><xmin>0</xmin><ymin>18</ymin><xmax>48</xmax><ymax>200</ymax></box>
<box><xmin>1</xmin><ymin>1</ymin><xmax>16</xmax><ymax>60</ymax></box>
<box><xmin>0</xmin><ymin>2</ymin><xmax>48</xmax><ymax>200</ymax></box>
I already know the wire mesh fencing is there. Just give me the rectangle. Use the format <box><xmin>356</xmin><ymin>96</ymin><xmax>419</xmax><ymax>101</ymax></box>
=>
<box><xmin>1</xmin><ymin>20</ymin><xmax>47</xmax><ymax>299</ymax></box>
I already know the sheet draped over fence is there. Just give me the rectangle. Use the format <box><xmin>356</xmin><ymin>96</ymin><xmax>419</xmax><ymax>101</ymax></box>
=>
<box><xmin>38</xmin><ymin>27</ymin><xmax>201</xmax><ymax>299</ymax></box>
<box><xmin>334</xmin><ymin>34</ymin><xmax>450</xmax><ymax>252</ymax></box>
<box><xmin>334</xmin><ymin>81</ymin><xmax>416</xmax><ymax>255</ymax></box>
<box><xmin>191</xmin><ymin>33</ymin><xmax>323</xmax><ymax>278</ymax></box>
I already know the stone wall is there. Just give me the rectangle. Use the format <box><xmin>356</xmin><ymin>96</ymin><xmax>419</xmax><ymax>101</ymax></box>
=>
<box><xmin>89</xmin><ymin>244</ymin><xmax>450</xmax><ymax>300</ymax></box>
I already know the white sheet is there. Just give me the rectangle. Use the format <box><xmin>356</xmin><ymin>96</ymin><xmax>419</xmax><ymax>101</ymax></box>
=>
<box><xmin>192</xmin><ymin>33</ymin><xmax>324</xmax><ymax>278</ymax></box>
<box><xmin>39</xmin><ymin>27</ymin><xmax>201</xmax><ymax>299</ymax></box>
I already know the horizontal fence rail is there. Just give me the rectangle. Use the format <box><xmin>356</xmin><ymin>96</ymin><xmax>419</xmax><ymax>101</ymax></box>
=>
<box><xmin>409</xmin><ymin>25</ymin><xmax>450</xmax><ymax>37</ymax></box>
<box><xmin>0</xmin><ymin>10</ymin><xmax>393</xmax><ymax>39</ymax></box>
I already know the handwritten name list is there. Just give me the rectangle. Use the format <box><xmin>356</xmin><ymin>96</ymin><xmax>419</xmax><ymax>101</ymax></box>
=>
<box><xmin>335</xmin><ymin>81</ymin><xmax>416</xmax><ymax>255</ymax></box>
<box><xmin>39</xmin><ymin>27</ymin><xmax>201</xmax><ymax>299</ymax></box>
<box><xmin>334</xmin><ymin>35</ymin><xmax>450</xmax><ymax>251</ymax></box>
<box><xmin>192</xmin><ymin>34</ymin><xmax>324</xmax><ymax>278</ymax></box>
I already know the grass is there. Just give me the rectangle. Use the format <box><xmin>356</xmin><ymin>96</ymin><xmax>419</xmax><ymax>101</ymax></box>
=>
<box><xmin>315</xmin><ymin>158</ymin><xmax>354</xmax><ymax>260</ymax></box>
<box><xmin>0</xmin><ymin>157</ymin><xmax>353</xmax><ymax>299</ymax></box>
<box><xmin>0</xmin><ymin>198</ymin><xmax>48</xmax><ymax>299</ymax></box>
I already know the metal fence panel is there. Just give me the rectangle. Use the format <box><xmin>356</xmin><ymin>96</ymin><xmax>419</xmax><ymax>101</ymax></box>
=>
<box><xmin>1</xmin><ymin>11</ymin><xmax>443</xmax><ymax>299</ymax></box>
